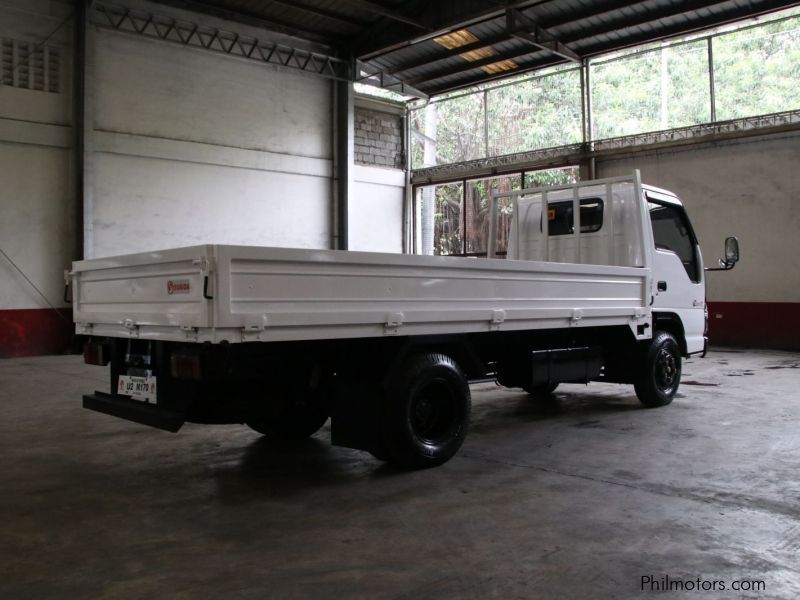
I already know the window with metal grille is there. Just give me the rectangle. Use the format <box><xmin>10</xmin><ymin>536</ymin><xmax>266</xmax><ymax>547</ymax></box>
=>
<box><xmin>0</xmin><ymin>38</ymin><xmax>60</xmax><ymax>93</ymax></box>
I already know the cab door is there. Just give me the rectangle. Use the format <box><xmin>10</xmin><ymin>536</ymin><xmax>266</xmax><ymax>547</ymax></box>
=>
<box><xmin>647</xmin><ymin>193</ymin><xmax>706</xmax><ymax>354</ymax></box>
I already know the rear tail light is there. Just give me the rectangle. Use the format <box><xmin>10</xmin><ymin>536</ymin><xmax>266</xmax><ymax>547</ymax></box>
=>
<box><xmin>83</xmin><ymin>340</ymin><xmax>110</xmax><ymax>366</ymax></box>
<box><xmin>170</xmin><ymin>352</ymin><xmax>203</xmax><ymax>380</ymax></box>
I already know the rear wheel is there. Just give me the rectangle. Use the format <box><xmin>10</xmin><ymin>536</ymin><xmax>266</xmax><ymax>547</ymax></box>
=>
<box><xmin>376</xmin><ymin>353</ymin><xmax>470</xmax><ymax>469</ymax></box>
<box><xmin>634</xmin><ymin>331</ymin><xmax>681</xmax><ymax>407</ymax></box>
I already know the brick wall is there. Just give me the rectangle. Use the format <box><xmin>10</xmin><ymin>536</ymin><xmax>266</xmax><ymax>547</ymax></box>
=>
<box><xmin>354</xmin><ymin>106</ymin><xmax>403</xmax><ymax>169</ymax></box>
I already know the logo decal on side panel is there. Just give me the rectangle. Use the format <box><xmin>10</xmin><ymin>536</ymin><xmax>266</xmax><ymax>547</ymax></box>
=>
<box><xmin>167</xmin><ymin>279</ymin><xmax>191</xmax><ymax>295</ymax></box>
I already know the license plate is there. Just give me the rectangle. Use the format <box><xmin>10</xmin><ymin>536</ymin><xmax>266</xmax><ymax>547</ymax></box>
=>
<box><xmin>117</xmin><ymin>375</ymin><xmax>157</xmax><ymax>400</ymax></box>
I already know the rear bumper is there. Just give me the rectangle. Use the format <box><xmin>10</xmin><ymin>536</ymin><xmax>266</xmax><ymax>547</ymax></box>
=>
<box><xmin>83</xmin><ymin>392</ymin><xmax>184</xmax><ymax>432</ymax></box>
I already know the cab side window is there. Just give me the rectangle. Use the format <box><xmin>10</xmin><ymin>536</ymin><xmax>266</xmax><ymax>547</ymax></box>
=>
<box><xmin>648</xmin><ymin>200</ymin><xmax>700</xmax><ymax>282</ymax></box>
<box><xmin>543</xmin><ymin>198</ymin><xmax>604</xmax><ymax>236</ymax></box>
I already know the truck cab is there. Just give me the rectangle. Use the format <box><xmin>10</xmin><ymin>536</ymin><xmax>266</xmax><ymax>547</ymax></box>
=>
<box><xmin>488</xmin><ymin>175</ymin><xmax>712</xmax><ymax>357</ymax></box>
<box><xmin>645</xmin><ymin>186</ymin><xmax>706</xmax><ymax>355</ymax></box>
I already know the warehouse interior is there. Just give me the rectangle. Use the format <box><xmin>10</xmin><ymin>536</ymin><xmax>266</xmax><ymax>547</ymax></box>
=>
<box><xmin>2</xmin><ymin>0</ymin><xmax>799</xmax><ymax>596</ymax></box>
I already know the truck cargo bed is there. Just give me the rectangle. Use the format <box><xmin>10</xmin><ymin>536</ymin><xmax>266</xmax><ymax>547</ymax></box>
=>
<box><xmin>71</xmin><ymin>245</ymin><xmax>651</xmax><ymax>344</ymax></box>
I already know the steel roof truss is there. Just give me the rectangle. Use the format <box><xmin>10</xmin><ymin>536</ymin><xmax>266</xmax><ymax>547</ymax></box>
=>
<box><xmin>507</xmin><ymin>8</ymin><xmax>581</xmax><ymax>62</ymax></box>
<box><xmin>93</xmin><ymin>2</ymin><xmax>351</xmax><ymax>81</ymax></box>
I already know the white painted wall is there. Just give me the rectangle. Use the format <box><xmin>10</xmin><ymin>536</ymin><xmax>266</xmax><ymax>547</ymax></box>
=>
<box><xmin>89</xmin><ymin>13</ymin><xmax>335</xmax><ymax>257</ymax></box>
<box><xmin>0</xmin><ymin>0</ymin><xmax>74</xmax><ymax>311</ymax></box>
<box><xmin>94</xmin><ymin>31</ymin><xmax>331</xmax><ymax>159</ymax></box>
<box><xmin>596</xmin><ymin>131</ymin><xmax>800</xmax><ymax>303</ymax></box>
<box><xmin>92</xmin><ymin>152</ymin><xmax>331</xmax><ymax>256</ymax></box>
<box><xmin>1</xmin><ymin>0</ymin><xmax>410</xmax><ymax>327</ymax></box>
<box><xmin>350</xmin><ymin>165</ymin><xmax>405</xmax><ymax>253</ymax></box>
<box><xmin>0</xmin><ymin>141</ymin><xmax>74</xmax><ymax>310</ymax></box>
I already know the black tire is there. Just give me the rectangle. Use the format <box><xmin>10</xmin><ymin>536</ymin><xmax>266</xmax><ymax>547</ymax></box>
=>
<box><xmin>634</xmin><ymin>331</ymin><xmax>681</xmax><ymax>407</ymax></box>
<box><xmin>379</xmin><ymin>353</ymin><xmax>471</xmax><ymax>469</ymax></box>
<box><xmin>247</xmin><ymin>399</ymin><xmax>329</xmax><ymax>440</ymax></box>
<box><xmin>523</xmin><ymin>382</ymin><xmax>559</xmax><ymax>396</ymax></box>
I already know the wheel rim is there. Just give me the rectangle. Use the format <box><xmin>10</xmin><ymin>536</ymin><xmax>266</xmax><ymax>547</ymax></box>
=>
<box><xmin>410</xmin><ymin>379</ymin><xmax>458</xmax><ymax>445</ymax></box>
<box><xmin>655</xmin><ymin>348</ymin><xmax>678</xmax><ymax>390</ymax></box>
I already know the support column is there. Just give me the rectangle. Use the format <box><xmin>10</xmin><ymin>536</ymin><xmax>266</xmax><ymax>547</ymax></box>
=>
<box><xmin>334</xmin><ymin>78</ymin><xmax>354</xmax><ymax>251</ymax></box>
<box><xmin>707</xmin><ymin>37</ymin><xmax>717</xmax><ymax>123</ymax></box>
<box><xmin>579</xmin><ymin>58</ymin><xmax>595</xmax><ymax>181</ymax></box>
<box><xmin>420</xmin><ymin>103</ymin><xmax>437</xmax><ymax>256</ymax></box>
<box><xmin>402</xmin><ymin>107</ymin><xmax>412</xmax><ymax>254</ymax></box>
<box><xmin>578</xmin><ymin>156</ymin><xmax>596</xmax><ymax>181</ymax></box>
<box><xmin>73</xmin><ymin>0</ymin><xmax>95</xmax><ymax>259</ymax></box>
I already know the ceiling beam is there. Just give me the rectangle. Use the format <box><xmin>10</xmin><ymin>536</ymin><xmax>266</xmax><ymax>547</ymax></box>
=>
<box><xmin>354</xmin><ymin>0</ymin><xmax>552</xmax><ymax>59</ymax></box>
<box><xmin>149</xmin><ymin>0</ymin><xmax>338</xmax><ymax>45</ymax></box>
<box><xmin>422</xmin><ymin>0</ymin><xmax>795</xmax><ymax>96</ymax></box>
<box><xmin>425</xmin><ymin>55</ymin><xmax>564</xmax><ymax>96</ymax></box>
<box><xmin>507</xmin><ymin>8</ymin><xmax>580</xmax><ymax>62</ymax></box>
<box><xmin>355</xmin><ymin>60</ymin><xmax>429</xmax><ymax>99</ymax></box>
<box><xmin>575</xmin><ymin>0</ymin><xmax>796</xmax><ymax>57</ymax></box>
<box><xmin>383</xmin><ymin>31</ymin><xmax>512</xmax><ymax>76</ymax></box>
<box><xmin>368</xmin><ymin>0</ymin><xmax>640</xmax><ymax>75</ymax></box>
<box><xmin>401</xmin><ymin>0</ymin><xmax>735</xmax><ymax>90</ymax></box>
<box><xmin>264</xmin><ymin>0</ymin><xmax>368</xmax><ymax>30</ymax></box>
<box><xmin>401</xmin><ymin>45</ymin><xmax>547</xmax><ymax>86</ymax></box>
<box><xmin>335</xmin><ymin>0</ymin><xmax>428</xmax><ymax>30</ymax></box>
<box><xmin>395</xmin><ymin>5</ymin><xmax>584</xmax><ymax>88</ymax></box>
<box><xmin>548</xmin><ymin>0</ymin><xmax>732</xmax><ymax>46</ymax></box>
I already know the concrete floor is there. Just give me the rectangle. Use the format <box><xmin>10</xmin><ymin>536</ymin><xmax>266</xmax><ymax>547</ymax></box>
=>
<box><xmin>1</xmin><ymin>349</ymin><xmax>799</xmax><ymax>599</ymax></box>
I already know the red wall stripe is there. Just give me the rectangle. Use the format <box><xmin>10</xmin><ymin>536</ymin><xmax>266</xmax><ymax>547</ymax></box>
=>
<box><xmin>1</xmin><ymin>302</ymin><xmax>797</xmax><ymax>358</ymax></box>
<box><xmin>0</xmin><ymin>309</ymin><xmax>74</xmax><ymax>358</ymax></box>
<box><xmin>707</xmin><ymin>301</ymin><xmax>800</xmax><ymax>351</ymax></box>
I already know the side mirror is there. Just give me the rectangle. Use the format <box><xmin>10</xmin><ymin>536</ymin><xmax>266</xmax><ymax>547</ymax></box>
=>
<box><xmin>724</xmin><ymin>236</ymin><xmax>739</xmax><ymax>265</ymax></box>
<box><xmin>706</xmin><ymin>236</ymin><xmax>739</xmax><ymax>271</ymax></box>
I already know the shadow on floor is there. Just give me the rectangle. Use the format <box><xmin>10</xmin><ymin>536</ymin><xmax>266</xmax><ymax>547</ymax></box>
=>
<box><xmin>212</xmin><ymin>388</ymin><xmax>646</xmax><ymax>502</ymax></box>
<box><xmin>468</xmin><ymin>388</ymin><xmax>643</xmax><ymax>434</ymax></box>
<box><xmin>212</xmin><ymin>433</ymin><xmax>414</xmax><ymax>503</ymax></box>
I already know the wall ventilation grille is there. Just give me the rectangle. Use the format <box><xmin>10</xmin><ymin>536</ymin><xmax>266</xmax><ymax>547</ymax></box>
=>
<box><xmin>0</xmin><ymin>39</ymin><xmax>60</xmax><ymax>93</ymax></box>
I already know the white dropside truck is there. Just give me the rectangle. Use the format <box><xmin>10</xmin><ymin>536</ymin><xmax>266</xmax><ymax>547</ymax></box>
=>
<box><xmin>72</xmin><ymin>172</ymin><xmax>739</xmax><ymax>468</ymax></box>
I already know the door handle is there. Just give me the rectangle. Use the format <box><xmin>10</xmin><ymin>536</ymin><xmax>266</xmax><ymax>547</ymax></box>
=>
<box><xmin>657</xmin><ymin>281</ymin><xmax>667</xmax><ymax>292</ymax></box>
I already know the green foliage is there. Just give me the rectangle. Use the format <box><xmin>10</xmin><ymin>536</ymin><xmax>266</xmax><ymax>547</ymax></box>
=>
<box><xmin>714</xmin><ymin>19</ymin><xmax>800</xmax><ymax>120</ymax></box>
<box><xmin>428</xmin><ymin>167</ymin><xmax>578</xmax><ymax>256</ymax></box>
<box><xmin>433</xmin><ymin>94</ymin><xmax>486</xmax><ymax>165</ymax></box>
<box><xmin>412</xmin><ymin>13</ymin><xmax>800</xmax><ymax>256</ymax></box>
<box><xmin>410</xmin><ymin>14</ymin><xmax>800</xmax><ymax>168</ymax></box>
<box><xmin>591</xmin><ymin>41</ymin><xmax>711</xmax><ymax>139</ymax></box>
<box><xmin>487</xmin><ymin>70</ymin><xmax>582</xmax><ymax>155</ymax></box>
<box><xmin>433</xmin><ymin>183</ymin><xmax>463</xmax><ymax>255</ymax></box>
<box><xmin>524</xmin><ymin>167</ymin><xmax>578</xmax><ymax>188</ymax></box>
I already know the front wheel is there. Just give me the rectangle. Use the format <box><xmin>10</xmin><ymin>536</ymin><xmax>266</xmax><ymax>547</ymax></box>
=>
<box><xmin>634</xmin><ymin>331</ymin><xmax>681</xmax><ymax>407</ymax></box>
<box><xmin>377</xmin><ymin>353</ymin><xmax>471</xmax><ymax>469</ymax></box>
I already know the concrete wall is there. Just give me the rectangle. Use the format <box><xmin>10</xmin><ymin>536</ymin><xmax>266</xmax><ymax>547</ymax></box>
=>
<box><xmin>350</xmin><ymin>96</ymin><xmax>406</xmax><ymax>253</ymax></box>
<box><xmin>0</xmin><ymin>0</ymin><xmax>409</xmax><ymax>356</ymax></box>
<box><xmin>350</xmin><ymin>165</ymin><xmax>405</xmax><ymax>253</ymax></box>
<box><xmin>597</xmin><ymin>130</ymin><xmax>800</xmax><ymax>349</ymax></box>
<box><xmin>89</xmin><ymin>6</ymin><xmax>334</xmax><ymax>257</ymax></box>
<box><xmin>0</xmin><ymin>0</ymin><xmax>75</xmax><ymax>357</ymax></box>
<box><xmin>87</xmin><ymin>3</ymin><xmax>409</xmax><ymax>258</ymax></box>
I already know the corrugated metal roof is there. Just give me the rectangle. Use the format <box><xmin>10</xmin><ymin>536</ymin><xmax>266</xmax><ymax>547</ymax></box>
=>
<box><xmin>150</xmin><ymin>0</ymin><xmax>800</xmax><ymax>98</ymax></box>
